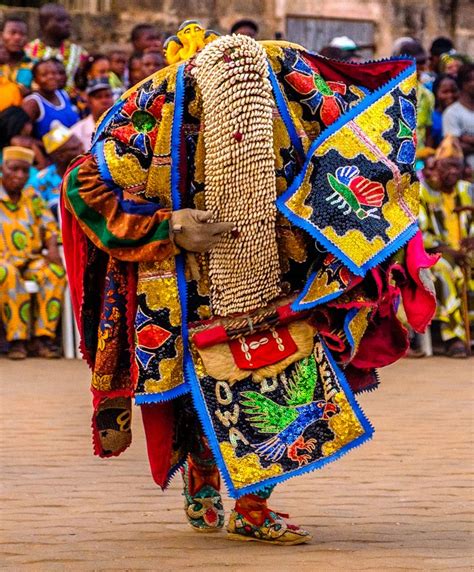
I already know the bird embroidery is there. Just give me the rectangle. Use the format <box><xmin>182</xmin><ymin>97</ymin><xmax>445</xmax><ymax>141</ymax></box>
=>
<box><xmin>241</xmin><ymin>357</ymin><xmax>338</xmax><ymax>467</ymax></box>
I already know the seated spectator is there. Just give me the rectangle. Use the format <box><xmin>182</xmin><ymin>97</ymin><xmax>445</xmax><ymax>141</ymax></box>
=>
<box><xmin>393</xmin><ymin>39</ymin><xmax>435</xmax><ymax>150</ymax></box>
<box><xmin>1</xmin><ymin>16</ymin><xmax>33</xmax><ymax>96</ymax></box>
<box><xmin>443</xmin><ymin>63</ymin><xmax>474</xmax><ymax>173</ymax></box>
<box><xmin>30</xmin><ymin>123</ymin><xmax>84</xmax><ymax>218</ymax></box>
<box><xmin>0</xmin><ymin>146</ymin><xmax>66</xmax><ymax>360</ymax></box>
<box><xmin>141</xmin><ymin>50</ymin><xmax>166</xmax><ymax>78</ymax></box>
<box><xmin>419</xmin><ymin>136</ymin><xmax>472</xmax><ymax>358</ymax></box>
<box><xmin>130</xmin><ymin>24</ymin><xmax>162</xmax><ymax>56</ymax></box>
<box><xmin>0</xmin><ymin>41</ymin><xmax>22</xmax><ymax>112</ymax></box>
<box><xmin>22</xmin><ymin>59</ymin><xmax>79</xmax><ymax>139</ymax></box>
<box><xmin>108</xmin><ymin>48</ymin><xmax>128</xmax><ymax>100</ymax></box>
<box><xmin>431</xmin><ymin>74</ymin><xmax>459</xmax><ymax>147</ymax></box>
<box><xmin>128</xmin><ymin>53</ymin><xmax>143</xmax><ymax>87</ymax></box>
<box><xmin>25</xmin><ymin>3</ymin><xmax>87</xmax><ymax>91</ymax></box>
<box><xmin>71</xmin><ymin>78</ymin><xmax>114</xmax><ymax>149</ymax></box>
<box><xmin>0</xmin><ymin>106</ymin><xmax>49</xmax><ymax>176</ymax></box>
<box><xmin>230</xmin><ymin>19</ymin><xmax>259</xmax><ymax>39</ymax></box>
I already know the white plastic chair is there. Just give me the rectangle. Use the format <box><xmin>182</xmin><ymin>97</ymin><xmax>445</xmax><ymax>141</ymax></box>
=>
<box><xmin>23</xmin><ymin>279</ymin><xmax>79</xmax><ymax>358</ymax></box>
<box><xmin>419</xmin><ymin>327</ymin><xmax>433</xmax><ymax>357</ymax></box>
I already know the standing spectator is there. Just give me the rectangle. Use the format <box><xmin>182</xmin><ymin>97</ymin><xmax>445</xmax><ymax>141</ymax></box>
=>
<box><xmin>25</xmin><ymin>3</ymin><xmax>87</xmax><ymax>91</ymax></box>
<box><xmin>1</xmin><ymin>16</ymin><xmax>33</xmax><ymax>95</ymax></box>
<box><xmin>108</xmin><ymin>48</ymin><xmax>128</xmax><ymax>99</ymax></box>
<box><xmin>419</xmin><ymin>136</ymin><xmax>472</xmax><ymax>358</ymax></box>
<box><xmin>393</xmin><ymin>39</ymin><xmax>435</xmax><ymax>150</ymax></box>
<box><xmin>443</xmin><ymin>63</ymin><xmax>474</xmax><ymax>172</ymax></box>
<box><xmin>431</xmin><ymin>74</ymin><xmax>459</xmax><ymax>147</ymax></box>
<box><xmin>128</xmin><ymin>53</ymin><xmax>143</xmax><ymax>87</ymax></box>
<box><xmin>130</xmin><ymin>24</ymin><xmax>162</xmax><ymax>56</ymax></box>
<box><xmin>141</xmin><ymin>50</ymin><xmax>166</xmax><ymax>79</ymax></box>
<box><xmin>0</xmin><ymin>40</ymin><xmax>22</xmax><ymax>112</ymax></box>
<box><xmin>439</xmin><ymin>52</ymin><xmax>470</xmax><ymax>78</ymax></box>
<box><xmin>329</xmin><ymin>36</ymin><xmax>363</xmax><ymax>62</ymax></box>
<box><xmin>30</xmin><ymin>123</ymin><xmax>84</xmax><ymax>218</ymax></box>
<box><xmin>22</xmin><ymin>59</ymin><xmax>79</xmax><ymax>139</ymax></box>
<box><xmin>53</xmin><ymin>58</ymin><xmax>67</xmax><ymax>90</ymax></box>
<box><xmin>230</xmin><ymin>19</ymin><xmax>259</xmax><ymax>39</ymax></box>
<box><xmin>73</xmin><ymin>53</ymin><xmax>110</xmax><ymax>116</ymax></box>
<box><xmin>429</xmin><ymin>37</ymin><xmax>455</xmax><ymax>75</ymax></box>
<box><xmin>0</xmin><ymin>145</ymin><xmax>66</xmax><ymax>360</ymax></box>
<box><xmin>71</xmin><ymin>78</ymin><xmax>114</xmax><ymax>149</ymax></box>
<box><xmin>74</xmin><ymin>53</ymin><xmax>110</xmax><ymax>91</ymax></box>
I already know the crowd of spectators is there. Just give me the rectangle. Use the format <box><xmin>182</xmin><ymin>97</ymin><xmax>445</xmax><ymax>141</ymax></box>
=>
<box><xmin>0</xmin><ymin>4</ymin><xmax>472</xmax><ymax>359</ymax></box>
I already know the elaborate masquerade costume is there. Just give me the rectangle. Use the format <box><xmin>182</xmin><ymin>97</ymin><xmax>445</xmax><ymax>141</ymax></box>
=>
<box><xmin>61</xmin><ymin>31</ymin><xmax>437</xmax><ymax>543</ymax></box>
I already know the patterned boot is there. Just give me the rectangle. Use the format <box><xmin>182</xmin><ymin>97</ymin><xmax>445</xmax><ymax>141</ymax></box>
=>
<box><xmin>181</xmin><ymin>455</ymin><xmax>225</xmax><ymax>532</ymax></box>
<box><xmin>227</xmin><ymin>493</ymin><xmax>311</xmax><ymax>545</ymax></box>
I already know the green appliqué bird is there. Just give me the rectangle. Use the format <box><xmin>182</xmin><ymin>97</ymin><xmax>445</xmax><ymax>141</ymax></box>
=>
<box><xmin>241</xmin><ymin>356</ymin><xmax>338</xmax><ymax>467</ymax></box>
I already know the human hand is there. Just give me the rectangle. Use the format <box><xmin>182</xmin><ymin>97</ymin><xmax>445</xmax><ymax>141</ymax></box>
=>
<box><xmin>45</xmin><ymin>248</ymin><xmax>62</xmax><ymax>266</ymax></box>
<box><xmin>170</xmin><ymin>209</ymin><xmax>234</xmax><ymax>253</ymax></box>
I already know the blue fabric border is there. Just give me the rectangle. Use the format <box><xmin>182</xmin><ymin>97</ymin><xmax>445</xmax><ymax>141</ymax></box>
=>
<box><xmin>134</xmin><ymin>382</ymin><xmax>189</xmax><ymax>404</ymax></box>
<box><xmin>267</xmin><ymin>63</ymin><xmax>305</xmax><ymax>160</ymax></box>
<box><xmin>343</xmin><ymin>307</ymin><xmax>359</xmax><ymax>355</ymax></box>
<box><xmin>185</xmin><ymin>339</ymin><xmax>374</xmax><ymax>499</ymax></box>
<box><xmin>276</xmin><ymin>62</ymin><xmax>417</xmax><ymax>277</ymax></box>
<box><xmin>91</xmin><ymin>98</ymin><xmax>125</xmax><ymax>147</ymax></box>
<box><xmin>292</xmin><ymin>270</ymin><xmax>347</xmax><ymax>311</ymax></box>
<box><xmin>93</xmin><ymin>141</ymin><xmax>162</xmax><ymax>216</ymax></box>
<box><xmin>135</xmin><ymin>64</ymin><xmax>190</xmax><ymax>405</ymax></box>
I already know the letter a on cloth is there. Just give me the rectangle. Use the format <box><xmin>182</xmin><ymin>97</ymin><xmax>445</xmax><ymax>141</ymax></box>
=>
<box><xmin>278</xmin><ymin>60</ymin><xmax>419</xmax><ymax>276</ymax></box>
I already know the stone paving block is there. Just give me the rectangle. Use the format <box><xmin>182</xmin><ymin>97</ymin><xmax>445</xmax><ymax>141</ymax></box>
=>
<box><xmin>0</xmin><ymin>357</ymin><xmax>473</xmax><ymax>570</ymax></box>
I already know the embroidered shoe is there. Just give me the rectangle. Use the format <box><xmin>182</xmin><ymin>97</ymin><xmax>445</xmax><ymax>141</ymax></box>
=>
<box><xmin>181</xmin><ymin>458</ymin><xmax>225</xmax><ymax>532</ymax></box>
<box><xmin>227</xmin><ymin>494</ymin><xmax>312</xmax><ymax>545</ymax></box>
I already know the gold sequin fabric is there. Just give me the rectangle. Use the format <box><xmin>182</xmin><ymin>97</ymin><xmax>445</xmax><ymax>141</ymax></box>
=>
<box><xmin>189</xmin><ymin>335</ymin><xmax>372</xmax><ymax>495</ymax></box>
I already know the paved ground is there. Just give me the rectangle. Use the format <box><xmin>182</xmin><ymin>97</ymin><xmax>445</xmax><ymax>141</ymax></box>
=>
<box><xmin>0</xmin><ymin>356</ymin><xmax>473</xmax><ymax>571</ymax></box>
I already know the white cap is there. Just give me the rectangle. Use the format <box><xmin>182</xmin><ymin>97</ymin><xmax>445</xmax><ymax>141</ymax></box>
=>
<box><xmin>329</xmin><ymin>36</ymin><xmax>358</xmax><ymax>51</ymax></box>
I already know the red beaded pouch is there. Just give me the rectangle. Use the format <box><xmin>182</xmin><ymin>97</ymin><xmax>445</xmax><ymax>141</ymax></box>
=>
<box><xmin>189</xmin><ymin>297</ymin><xmax>316</xmax><ymax>383</ymax></box>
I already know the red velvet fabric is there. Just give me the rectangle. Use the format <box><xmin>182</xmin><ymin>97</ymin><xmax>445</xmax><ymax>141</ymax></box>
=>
<box><xmin>141</xmin><ymin>403</ymin><xmax>176</xmax><ymax>489</ymax></box>
<box><xmin>352</xmin><ymin>284</ymin><xmax>409</xmax><ymax>369</ymax></box>
<box><xmin>391</xmin><ymin>231</ymin><xmax>440</xmax><ymax>333</ymax></box>
<box><xmin>307</xmin><ymin>54</ymin><xmax>413</xmax><ymax>91</ymax></box>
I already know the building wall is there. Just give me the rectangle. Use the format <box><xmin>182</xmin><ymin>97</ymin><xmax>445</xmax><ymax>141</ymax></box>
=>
<box><xmin>0</xmin><ymin>0</ymin><xmax>472</xmax><ymax>57</ymax></box>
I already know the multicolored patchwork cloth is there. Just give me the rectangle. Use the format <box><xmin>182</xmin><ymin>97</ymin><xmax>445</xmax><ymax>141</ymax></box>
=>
<box><xmin>61</xmin><ymin>37</ymin><xmax>437</xmax><ymax>497</ymax></box>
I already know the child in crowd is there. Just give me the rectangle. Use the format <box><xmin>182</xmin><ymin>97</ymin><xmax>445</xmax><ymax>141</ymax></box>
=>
<box><xmin>130</xmin><ymin>24</ymin><xmax>162</xmax><ymax>56</ymax></box>
<box><xmin>0</xmin><ymin>41</ymin><xmax>22</xmax><ymax>111</ymax></box>
<box><xmin>108</xmin><ymin>48</ymin><xmax>128</xmax><ymax>99</ymax></box>
<box><xmin>53</xmin><ymin>59</ymin><xmax>68</xmax><ymax>90</ymax></box>
<box><xmin>128</xmin><ymin>53</ymin><xmax>143</xmax><ymax>87</ymax></box>
<box><xmin>431</xmin><ymin>74</ymin><xmax>459</xmax><ymax>147</ymax></box>
<box><xmin>0</xmin><ymin>106</ymin><xmax>49</xmax><ymax>172</ymax></box>
<box><xmin>141</xmin><ymin>50</ymin><xmax>166</xmax><ymax>78</ymax></box>
<box><xmin>73</xmin><ymin>53</ymin><xmax>110</xmax><ymax>117</ymax></box>
<box><xmin>71</xmin><ymin>77</ymin><xmax>114</xmax><ymax>149</ymax></box>
<box><xmin>22</xmin><ymin>58</ymin><xmax>79</xmax><ymax>139</ymax></box>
